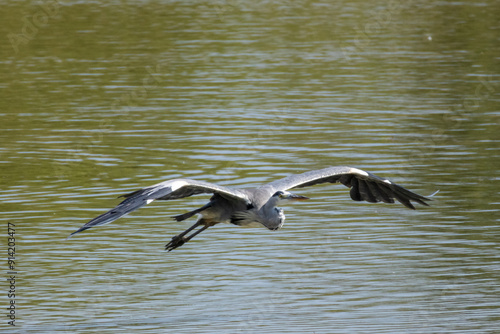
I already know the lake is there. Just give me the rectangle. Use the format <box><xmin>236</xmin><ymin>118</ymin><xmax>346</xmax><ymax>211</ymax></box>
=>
<box><xmin>0</xmin><ymin>0</ymin><xmax>499</xmax><ymax>333</ymax></box>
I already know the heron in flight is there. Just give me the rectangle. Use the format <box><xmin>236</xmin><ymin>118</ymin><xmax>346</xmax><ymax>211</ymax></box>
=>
<box><xmin>69</xmin><ymin>166</ymin><xmax>431</xmax><ymax>251</ymax></box>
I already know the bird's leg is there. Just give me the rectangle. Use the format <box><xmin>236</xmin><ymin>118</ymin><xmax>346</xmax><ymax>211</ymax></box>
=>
<box><xmin>165</xmin><ymin>222</ymin><xmax>199</xmax><ymax>251</ymax></box>
<box><xmin>180</xmin><ymin>225</ymin><xmax>209</xmax><ymax>245</ymax></box>
<box><xmin>165</xmin><ymin>222</ymin><xmax>210</xmax><ymax>252</ymax></box>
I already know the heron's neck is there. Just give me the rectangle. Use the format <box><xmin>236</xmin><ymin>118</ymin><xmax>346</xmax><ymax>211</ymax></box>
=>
<box><xmin>262</xmin><ymin>196</ymin><xmax>279</xmax><ymax>210</ymax></box>
<box><xmin>260</xmin><ymin>196</ymin><xmax>285</xmax><ymax>229</ymax></box>
<box><xmin>261</xmin><ymin>197</ymin><xmax>282</xmax><ymax>219</ymax></box>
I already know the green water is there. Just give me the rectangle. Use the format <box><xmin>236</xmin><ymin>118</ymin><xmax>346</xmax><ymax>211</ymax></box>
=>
<box><xmin>0</xmin><ymin>1</ymin><xmax>499</xmax><ymax>333</ymax></box>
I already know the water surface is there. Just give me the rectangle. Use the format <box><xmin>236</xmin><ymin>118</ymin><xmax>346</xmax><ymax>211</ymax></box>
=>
<box><xmin>0</xmin><ymin>1</ymin><xmax>499</xmax><ymax>333</ymax></box>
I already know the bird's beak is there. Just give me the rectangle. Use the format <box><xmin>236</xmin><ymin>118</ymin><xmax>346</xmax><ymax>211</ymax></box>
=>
<box><xmin>288</xmin><ymin>194</ymin><xmax>309</xmax><ymax>201</ymax></box>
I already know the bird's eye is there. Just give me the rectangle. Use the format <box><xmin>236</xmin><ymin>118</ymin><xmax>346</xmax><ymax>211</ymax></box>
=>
<box><xmin>273</xmin><ymin>191</ymin><xmax>284</xmax><ymax>197</ymax></box>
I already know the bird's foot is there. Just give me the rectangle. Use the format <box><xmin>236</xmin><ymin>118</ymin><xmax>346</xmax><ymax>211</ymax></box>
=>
<box><xmin>165</xmin><ymin>235</ymin><xmax>186</xmax><ymax>252</ymax></box>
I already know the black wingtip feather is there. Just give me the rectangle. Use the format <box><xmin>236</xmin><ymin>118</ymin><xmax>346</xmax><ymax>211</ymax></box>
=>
<box><xmin>369</xmin><ymin>182</ymin><xmax>393</xmax><ymax>204</ymax></box>
<box><xmin>349</xmin><ymin>174</ymin><xmax>430</xmax><ymax>209</ymax></box>
<box><xmin>118</xmin><ymin>188</ymin><xmax>143</xmax><ymax>199</ymax></box>
<box><xmin>349</xmin><ymin>177</ymin><xmax>362</xmax><ymax>201</ymax></box>
<box><xmin>392</xmin><ymin>191</ymin><xmax>416</xmax><ymax>209</ymax></box>
<box><xmin>358</xmin><ymin>179</ymin><xmax>378</xmax><ymax>203</ymax></box>
<box><xmin>67</xmin><ymin>225</ymin><xmax>91</xmax><ymax>239</ymax></box>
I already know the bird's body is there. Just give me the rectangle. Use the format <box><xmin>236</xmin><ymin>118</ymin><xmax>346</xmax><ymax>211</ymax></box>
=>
<box><xmin>69</xmin><ymin>166</ymin><xmax>432</xmax><ymax>251</ymax></box>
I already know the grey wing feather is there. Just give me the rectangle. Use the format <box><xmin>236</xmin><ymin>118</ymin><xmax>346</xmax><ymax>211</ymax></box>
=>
<box><xmin>268</xmin><ymin>166</ymin><xmax>430</xmax><ymax>209</ymax></box>
<box><xmin>68</xmin><ymin>179</ymin><xmax>249</xmax><ymax>238</ymax></box>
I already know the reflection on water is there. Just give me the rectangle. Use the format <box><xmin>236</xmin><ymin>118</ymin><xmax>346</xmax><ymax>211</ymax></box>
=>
<box><xmin>0</xmin><ymin>0</ymin><xmax>499</xmax><ymax>333</ymax></box>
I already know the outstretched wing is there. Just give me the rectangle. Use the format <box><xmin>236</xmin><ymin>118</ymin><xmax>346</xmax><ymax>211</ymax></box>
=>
<box><xmin>267</xmin><ymin>166</ymin><xmax>430</xmax><ymax>209</ymax></box>
<box><xmin>68</xmin><ymin>179</ymin><xmax>250</xmax><ymax>238</ymax></box>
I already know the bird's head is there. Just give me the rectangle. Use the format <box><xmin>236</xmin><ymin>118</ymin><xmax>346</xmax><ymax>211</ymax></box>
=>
<box><xmin>272</xmin><ymin>190</ymin><xmax>309</xmax><ymax>201</ymax></box>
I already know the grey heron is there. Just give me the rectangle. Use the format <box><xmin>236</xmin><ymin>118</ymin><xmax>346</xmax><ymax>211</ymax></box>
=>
<box><xmin>69</xmin><ymin>166</ymin><xmax>431</xmax><ymax>251</ymax></box>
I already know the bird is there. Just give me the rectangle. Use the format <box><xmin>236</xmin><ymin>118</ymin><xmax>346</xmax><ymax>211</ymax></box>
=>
<box><xmin>68</xmin><ymin>166</ymin><xmax>431</xmax><ymax>251</ymax></box>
